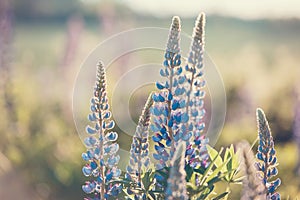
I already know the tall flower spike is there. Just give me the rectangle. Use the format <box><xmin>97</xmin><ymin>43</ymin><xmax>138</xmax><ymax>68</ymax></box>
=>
<box><xmin>237</xmin><ymin>141</ymin><xmax>266</xmax><ymax>200</ymax></box>
<box><xmin>184</xmin><ymin>12</ymin><xmax>208</xmax><ymax>169</ymax></box>
<box><xmin>256</xmin><ymin>108</ymin><xmax>281</xmax><ymax>200</ymax></box>
<box><xmin>165</xmin><ymin>142</ymin><xmax>188</xmax><ymax>200</ymax></box>
<box><xmin>82</xmin><ymin>61</ymin><xmax>122</xmax><ymax>200</ymax></box>
<box><xmin>126</xmin><ymin>93</ymin><xmax>154</xmax><ymax>198</ymax></box>
<box><xmin>151</xmin><ymin>15</ymin><xmax>187</xmax><ymax>172</ymax></box>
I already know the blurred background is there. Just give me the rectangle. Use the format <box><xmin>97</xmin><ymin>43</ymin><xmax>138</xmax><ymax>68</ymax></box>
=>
<box><xmin>0</xmin><ymin>0</ymin><xmax>300</xmax><ymax>199</ymax></box>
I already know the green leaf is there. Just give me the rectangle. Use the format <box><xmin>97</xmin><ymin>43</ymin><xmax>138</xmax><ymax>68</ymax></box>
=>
<box><xmin>223</xmin><ymin>147</ymin><xmax>230</xmax><ymax>173</ymax></box>
<box><xmin>207</xmin><ymin>176</ymin><xmax>222</xmax><ymax>185</ymax></box>
<box><xmin>148</xmin><ymin>191</ymin><xmax>156</xmax><ymax>200</ymax></box>
<box><xmin>193</xmin><ymin>166</ymin><xmax>206</xmax><ymax>175</ymax></box>
<box><xmin>199</xmin><ymin>147</ymin><xmax>224</xmax><ymax>186</ymax></box>
<box><xmin>142</xmin><ymin>169</ymin><xmax>154</xmax><ymax>191</ymax></box>
<box><xmin>223</xmin><ymin>145</ymin><xmax>240</xmax><ymax>182</ymax></box>
<box><xmin>212</xmin><ymin>192</ymin><xmax>229</xmax><ymax>200</ymax></box>
<box><xmin>196</xmin><ymin>184</ymin><xmax>214</xmax><ymax>199</ymax></box>
<box><xmin>185</xmin><ymin>164</ymin><xmax>194</xmax><ymax>181</ymax></box>
<box><xmin>229</xmin><ymin>145</ymin><xmax>239</xmax><ymax>170</ymax></box>
<box><xmin>156</xmin><ymin>167</ymin><xmax>169</xmax><ymax>179</ymax></box>
<box><xmin>207</xmin><ymin>145</ymin><xmax>223</xmax><ymax>168</ymax></box>
<box><xmin>207</xmin><ymin>156</ymin><xmax>231</xmax><ymax>182</ymax></box>
<box><xmin>232</xmin><ymin>176</ymin><xmax>244</xmax><ymax>183</ymax></box>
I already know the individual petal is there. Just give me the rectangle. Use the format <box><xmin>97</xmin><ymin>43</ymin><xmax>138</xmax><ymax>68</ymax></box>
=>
<box><xmin>86</xmin><ymin>125</ymin><xmax>97</xmax><ymax>134</ymax></box>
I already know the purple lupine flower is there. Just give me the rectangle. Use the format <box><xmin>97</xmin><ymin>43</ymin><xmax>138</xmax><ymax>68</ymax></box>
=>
<box><xmin>82</xmin><ymin>61</ymin><xmax>121</xmax><ymax>200</ymax></box>
<box><xmin>256</xmin><ymin>108</ymin><xmax>281</xmax><ymax>200</ymax></box>
<box><xmin>151</xmin><ymin>14</ymin><xmax>210</xmax><ymax>190</ymax></box>
<box><xmin>184</xmin><ymin>13</ymin><xmax>209</xmax><ymax>169</ymax></box>
<box><xmin>294</xmin><ymin>94</ymin><xmax>300</xmax><ymax>176</ymax></box>
<box><xmin>125</xmin><ymin>93</ymin><xmax>153</xmax><ymax>198</ymax></box>
<box><xmin>165</xmin><ymin>142</ymin><xmax>188</xmax><ymax>200</ymax></box>
<box><xmin>151</xmin><ymin>16</ymin><xmax>186</xmax><ymax>169</ymax></box>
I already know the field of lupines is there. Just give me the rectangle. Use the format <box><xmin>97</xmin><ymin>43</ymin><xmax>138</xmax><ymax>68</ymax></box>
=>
<box><xmin>1</xmin><ymin>1</ymin><xmax>300</xmax><ymax>200</ymax></box>
<box><xmin>80</xmin><ymin>14</ymin><xmax>283</xmax><ymax>199</ymax></box>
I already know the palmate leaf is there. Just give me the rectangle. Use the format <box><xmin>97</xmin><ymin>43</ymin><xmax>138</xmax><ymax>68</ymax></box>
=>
<box><xmin>207</xmin><ymin>145</ymin><xmax>224</xmax><ymax>168</ymax></box>
<box><xmin>187</xmin><ymin>146</ymin><xmax>224</xmax><ymax>199</ymax></box>
<box><xmin>186</xmin><ymin>145</ymin><xmax>240</xmax><ymax>199</ymax></box>
<box><xmin>223</xmin><ymin>145</ymin><xmax>240</xmax><ymax>183</ymax></box>
<box><xmin>142</xmin><ymin>169</ymin><xmax>155</xmax><ymax>192</ymax></box>
<box><xmin>206</xmin><ymin>157</ymin><xmax>230</xmax><ymax>183</ymax></box>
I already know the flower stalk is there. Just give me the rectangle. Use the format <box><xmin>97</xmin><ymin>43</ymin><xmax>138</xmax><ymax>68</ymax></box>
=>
<box><xmin>82</xmin><ymin>61</ymin><xmax>121</xmax><ymax>200</ymax></box>
<box><xmin>126</xmin><ymin>93</ymin><xmax>153</xmax><ymax>198</ymax></box>
<box><xmin>256</xmin><ymin>108</ymin><xmax>281</xmax><ymax>200</ymax></box>
<box><xmin>238</xmin><ymin>141</ymin><xmax>266</xmax><ymax>200</ymax></box>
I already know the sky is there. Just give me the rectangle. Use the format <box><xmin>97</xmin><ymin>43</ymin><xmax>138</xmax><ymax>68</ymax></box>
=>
<box><xmin>122</xmin><ymin>0</ymin><xmax>300</xmax><ymax>19</ymax></box>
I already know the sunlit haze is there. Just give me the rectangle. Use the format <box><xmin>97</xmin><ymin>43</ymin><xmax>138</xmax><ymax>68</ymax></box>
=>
<box><xmin>123</xmin><ymin>0</ymin><xmax>300</xmax><ymax>19</ymax></box>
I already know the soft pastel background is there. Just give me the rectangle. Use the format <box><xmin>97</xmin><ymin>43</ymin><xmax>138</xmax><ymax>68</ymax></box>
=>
<box><xmin>0</xmin><ymin>0</ymin><xmax>300</xmax><ymax>199</ymax></box>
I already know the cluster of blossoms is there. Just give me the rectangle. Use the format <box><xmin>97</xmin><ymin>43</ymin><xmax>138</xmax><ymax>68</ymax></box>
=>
<box><xmin>125</xmin><ymin>94</ymin><xmax>153</xmax><ymax>199</ymax></box>
<box><xmin>81</xmin><ymin>62</ymin><xmax>122</xmax><ymax>200</ymax></box>
<box><xmin>81</xmin><ymin>13</ymin><xmax>210</xmax><ymax>199</ymax></box>
<box><xmin>80</xmin><ymin>12</ymin><xmax>283</xmax><ymax>200</ymax></box>
<box><xmin>150</xmin><ymin>14</ymin><xmax>210</xmax><ymax>195</ymax></box>
<box><xmin>256</xmin><ymin>108</ymin><xmax>281</xmax><ymax>200</ymax></box>
<box><xmin>151</xmin><ymin>13</ymin><xmax>209</xmax><ymax>176</ymax></box>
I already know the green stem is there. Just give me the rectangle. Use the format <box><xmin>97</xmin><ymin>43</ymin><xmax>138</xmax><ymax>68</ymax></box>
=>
<box><xmin>167</xmin><ymin>55</ymin><xmax>175</xmax><ymax>156</ymax></box>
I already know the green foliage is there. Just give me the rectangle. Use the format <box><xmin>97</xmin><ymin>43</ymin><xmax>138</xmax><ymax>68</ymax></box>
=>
<box><xmin>185</xmin><ymin>145</ymin><xmax>241</xmax><ymax>199</ymax></box>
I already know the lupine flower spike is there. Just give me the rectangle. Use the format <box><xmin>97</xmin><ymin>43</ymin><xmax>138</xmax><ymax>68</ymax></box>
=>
<box><xmin>165</xmin><ymin>142</ymin><xmax>188</xmax><ymax>200</ymax></box>
<box><xmin>151</xmin><ymin>16</ymin><xmax>194</xmax><ymax>190</ymax></box>
<box><xmin>151</xmin><ymin>13</ymin><xmax>210</xmax><ymax>190</ymax></box>
<box><xmin>82</xmin><ymin>61</ymin><xmax>122</xmax><ymax>200</ymax></box>
<box><xmin>184</xmin><ymin>12</ymin><xmax>209</xmax><ymax>169</ymax></box>
<box><xmin>151</xmin><ymin>16</ymin><xmax>184</xmax><ymax>168</ymax></box>
<box><xmin>125</xmin><ymin>93</ymin><xmax>154</xmax><ymax>198</ymax></box>
<box><xmin>256</xmin><ymin>108</ymin><xmax>281</xmax><ymax>200</ymax></box>
<box><xmin>237</xmin><ymin>141</ymin><xmax>265</xmax><ymax>200</ymax></box>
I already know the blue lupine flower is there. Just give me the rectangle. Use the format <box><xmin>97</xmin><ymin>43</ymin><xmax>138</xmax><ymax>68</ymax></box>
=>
<box><xmin>165</xmin><ymin>142</ymin><xmax>188</xmax><ymax>199</ymax></box>
<box><xmin>125</xmin><ymin>93</ymin><xmax>153</xmax><ymax>197</ymax></box>
<box><xmin>256</xmin><ymin>108</ymin><xmax>281</xmax><ymax>199</ymax></box>
<box><xmin>151</xmin><ymin>14</ymin><xmax>210</xmax><ymax>191</ymax></box>
<box><xmin>183</xmin><ymin>13</ymin><xmax>209</xmax><ymax>169</ymax></box>
<box><xmin>151</xmin><ymin>16</ymin><xmax>185</xmax><ymax>172</ymax></box>
<box><xmin>82</xmin><ymin>61</ymin><xmax>121</xmax><ymax>199</ymax></box>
